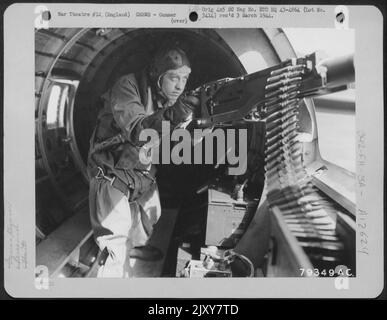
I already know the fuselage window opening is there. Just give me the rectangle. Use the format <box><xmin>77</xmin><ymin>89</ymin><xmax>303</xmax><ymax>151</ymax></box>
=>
<box><xmin>46</xmin><ymin>84</ymin><xmax>63</xmax><ymax>129</ymax></box>
<box><xmin>284</xmin><ymin>28</ymin><xmax>355</xmax><ymax>173</ymax></box>
<box><xmin>46</xmin><ymin>80</ymin><xmax>79</xmax><ymax>130</ymax></box>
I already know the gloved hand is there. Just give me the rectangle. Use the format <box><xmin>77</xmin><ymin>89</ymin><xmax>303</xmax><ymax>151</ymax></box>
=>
<box><xmin>181</xmin><ymin>94</ymin><xmax>200</xmax><ymax>110</ymax></box>
<box><xmin>139</xmin><ymin>93</ymin><xmax>201</xmax><ymax>135</ymax></box>
<box><xmin>166</xmin><ymin>94</ymin><xmax>200</xmax><ymax>126</ymax></box>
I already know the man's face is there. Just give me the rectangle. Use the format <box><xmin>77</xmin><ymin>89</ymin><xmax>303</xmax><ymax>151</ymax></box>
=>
<box><xmin>160</xmin><ymin>65</ymin><xmax>191</xmax><ymax>103</ymax></box>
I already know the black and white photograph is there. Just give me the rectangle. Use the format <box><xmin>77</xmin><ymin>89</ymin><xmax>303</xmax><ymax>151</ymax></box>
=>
<box><xmin>34</xmin><ymin>27</ymin><xmax>356</xmax><ymax>279</ymax></box>
<box><xmin>3</xmin><ymin>3</ymin><xmax>384</xmax><ymax>299</ymax></box>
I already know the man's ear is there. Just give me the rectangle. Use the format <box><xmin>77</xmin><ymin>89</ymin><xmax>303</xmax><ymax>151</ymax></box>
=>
<box><xmin>157</xmin><ymin>75</ymin><xmax>163</xmax><ymax>90</ymax></box>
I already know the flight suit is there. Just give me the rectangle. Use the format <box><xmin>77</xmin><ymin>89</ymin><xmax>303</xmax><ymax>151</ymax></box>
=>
<box><xmin>87</xmin><ymin>69</ymin><xmax>193</xmax><ymax>277</ymax></box>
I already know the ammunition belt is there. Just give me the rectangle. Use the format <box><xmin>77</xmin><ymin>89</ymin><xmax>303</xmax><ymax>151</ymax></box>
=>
<box><xmin>263</xmin><ymin>61</ymin><xmax>348</xmax><ymax>275</ymax></box>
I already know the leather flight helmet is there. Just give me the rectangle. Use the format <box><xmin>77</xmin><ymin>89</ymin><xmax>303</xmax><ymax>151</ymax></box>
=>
<box><xmin>149</xmin><ymin>45</ymin><xmax>191</xmax><ymax>88</ymax></box>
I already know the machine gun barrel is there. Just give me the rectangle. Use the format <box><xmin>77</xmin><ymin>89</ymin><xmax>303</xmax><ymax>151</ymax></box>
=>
<box><xmin>318</xmin><ymin>54</ymin><xmax>355</xmax><ymax>88</ymax></box>
<box><xmin>192</xmin><ymin>52</ymin><xmax>354</xmax><ymax>128</ymax></box>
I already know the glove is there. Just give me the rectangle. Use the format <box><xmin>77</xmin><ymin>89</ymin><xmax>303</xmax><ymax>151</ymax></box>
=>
<box><xmin>166</xmin><ymin>94</ymin><xmax>200</xmax><ymax>126</ymax></box>
<box><xmin>181</xmin><ymin>94</ymin><xmax>200</xmax><ymax>109</ymax></box>
<box><xmin>138</xmin><ymin>93</ymin><xmax>201</xmax><ymax>139</ymax></box>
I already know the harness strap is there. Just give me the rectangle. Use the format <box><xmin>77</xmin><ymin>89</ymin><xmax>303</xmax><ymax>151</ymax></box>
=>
<box><xmin>90</xmin><ymin>133</ymin><xmax>125</xmax><ymax>154</ymax></box>
<box><xmin>93</xmin><ymin>166</ymin><xmax>133</xmax><ymax>199</ymax></box>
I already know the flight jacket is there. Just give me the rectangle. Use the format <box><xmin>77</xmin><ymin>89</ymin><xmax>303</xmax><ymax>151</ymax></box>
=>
<box><xmin>87</xmin><ymin>69</ymin><xmax>193</xmax><ymax>199</ymax></box>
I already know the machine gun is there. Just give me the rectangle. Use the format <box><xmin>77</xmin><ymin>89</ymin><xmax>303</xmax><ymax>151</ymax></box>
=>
<box><xmin>183</xmin><ymin>52</ymin><xmax>356</xmax><ymax>277</ymax></box>
<box><xmin>189</xmin><ymin>52</ymin><xmax>354</xmax><ymax>128</ymax></box>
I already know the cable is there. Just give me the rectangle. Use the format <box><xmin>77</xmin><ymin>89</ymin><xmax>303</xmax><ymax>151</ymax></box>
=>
<box><xmin>224</xmin><ymin>249</ymin><xmax>255</xmax><ymax>277</ymax></box>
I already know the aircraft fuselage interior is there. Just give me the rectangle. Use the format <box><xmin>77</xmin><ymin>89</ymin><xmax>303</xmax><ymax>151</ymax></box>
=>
<box><xmin>35</xmin><ymin>28</ymin><xmax>356</xmax><ymax>278</ymax></box>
